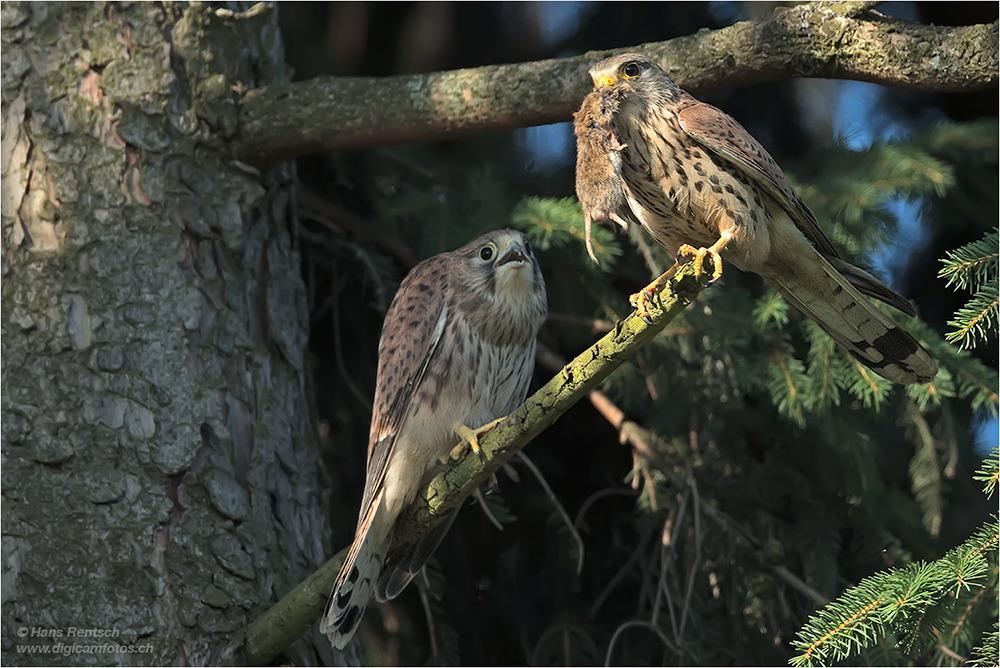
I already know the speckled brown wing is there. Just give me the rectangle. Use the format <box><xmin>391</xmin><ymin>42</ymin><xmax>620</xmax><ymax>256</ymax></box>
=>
<box><xmin>675</xmin><ymin>93</ymin><xmax>918</xmax><ymax>316</ymax></box>
<box><xmin>322</xmin><ymin>253</ymin><xmax>452</xmax><ymax>647</ymax></box>
<box><xmin>359</xmin><ymin>254</ymin><xmax>452</xmax><ymax>522</ymax></box>
<box><xmin>674</xmin><ymin>92</ymin><xmax>839</xmax><ymax>259</ymax></box>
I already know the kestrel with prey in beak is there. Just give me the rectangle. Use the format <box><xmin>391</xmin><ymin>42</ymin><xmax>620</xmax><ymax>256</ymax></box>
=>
<box><xmin>577</xmin><ymin>53</ymin><xmax>936</xmax><ymax>385</ymax></box>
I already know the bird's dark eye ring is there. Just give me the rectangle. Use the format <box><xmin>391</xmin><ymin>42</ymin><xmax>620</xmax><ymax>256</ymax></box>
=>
<box><xmin>524</xmin><ymin>241</ymin><xmax>532</xmax><ymax>255</ymax></box>
<box><xmin>623</xmin><ymin>62</ymin><xmax>640</xmax><ymax>78</ymax></box>
<box><xmin>480</xmin><ymin>246</ymin><xmax>494</xmax><ymax>261</ymax></box>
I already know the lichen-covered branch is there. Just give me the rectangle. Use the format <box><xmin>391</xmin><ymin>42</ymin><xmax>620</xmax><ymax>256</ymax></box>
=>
<box><xmin>237</xmin><ymin>1</ymin><xmax>998</xmax><ymax>165</ymax></box>
<box><xmin>243</xmin><ymin>263</ymin><xmax>707</xmax><ymax>665</ymax></box>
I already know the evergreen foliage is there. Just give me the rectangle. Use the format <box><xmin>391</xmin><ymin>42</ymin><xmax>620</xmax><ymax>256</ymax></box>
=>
<box><xmin>502</xmin><ymin>124</ymin><xmax>999</xmax><ymax>666</ymax></box>
<box><xmin>509</xmin><ymin>122</ymin><xmax>998</xmax><ymax>432</ymax></box>
<box><xmin>939</xmin><ymin>227</ymin><xmax>999</xmax><ymax>350</ymax></box>
<box><xmin>786</xmin><ymin>195</ymin><xmax>1000</xmax><ymax>666</ymax></box>
<box><xmin>969</xmin><ymin>625</ymin><xmax>999</xmax><ymax>667</ymax></box>
<box><xmin>790</xmin><ymin>451</ymin><xmax>998</xmax><ymax>667</ymax></box>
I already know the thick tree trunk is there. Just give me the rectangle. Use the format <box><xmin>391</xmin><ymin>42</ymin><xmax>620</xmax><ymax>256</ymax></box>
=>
<box><xmin>1</xmin><ymin>3</ymin><xmax>330</xmax><ymax>664</ymax></box>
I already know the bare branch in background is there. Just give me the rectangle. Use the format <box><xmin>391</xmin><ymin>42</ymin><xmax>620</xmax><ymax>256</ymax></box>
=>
<box><xmin>238</xmin><ymin>1</ymin><xmax>998</xmax><ymax>165</ymax></box>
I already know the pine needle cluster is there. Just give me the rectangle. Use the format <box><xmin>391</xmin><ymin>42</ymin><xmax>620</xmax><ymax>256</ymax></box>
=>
<box><xmin>790</xmin><ymin>450</ymin><xmax>998</xmax><ymax>667</ymax></box>
<box><xmin>939</xmin><ymin>227</ymin><xmax>999</xmax><ymax>350</ymax></box>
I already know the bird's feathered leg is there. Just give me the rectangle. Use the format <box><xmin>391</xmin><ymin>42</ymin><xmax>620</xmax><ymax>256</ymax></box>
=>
<box><xmin>678</xmin><ymin>229</ymin><xmax>733</xmax><ymax>283</ymax></box>
<box><xmin>629</xmin><ymin>230</ymin><xmax>733</xmax><ymax>322</ymax></box>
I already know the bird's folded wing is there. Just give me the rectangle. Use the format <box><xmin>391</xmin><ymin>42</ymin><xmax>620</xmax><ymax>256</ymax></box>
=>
<box><xmin>675</xmin><ymin>92</ymin><xmax>839</xmax><ymax>260</ymax></box>
<box><xmin>360</xmin><ymin>255</ymin><xmax>452</xmax><ymax>519</ymax></box>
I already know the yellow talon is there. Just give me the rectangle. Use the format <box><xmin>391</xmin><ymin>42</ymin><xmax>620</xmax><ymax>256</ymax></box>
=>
<box><xmin>677</xmin><ymin>231</ymin><xmax>732</xmax><ymax>283</ymax></box>
<box><xmin>629</xmin><ymin>267</ymin><xmax>676</xmax><ymax>323</ymax></box>
<box><xmin>628</xmin><ymin>232</ymin><xmax>733</xmax><ymax>321</ymax></box>
<box><xmin>450</xmin><ymin>417</ymin><xmax>505</xmax><ymax>463</ymax></box>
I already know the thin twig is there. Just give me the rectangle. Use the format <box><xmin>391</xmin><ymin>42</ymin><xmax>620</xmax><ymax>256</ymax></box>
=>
<box><xmin>662</xmin><ymin>488</ymin><xmax>691</xmax><ymax>651</ymax></box>
<box><xmin>589</xmin><ymin>523</ymin><xmax>658</xmax><ymax>622</ymax></box>
<box><xmin>474</xmin><ymin>488</ymin><xmax>506</xmax><ymax>532</ymax></box>
<box><xmin>633</xmin><ymin>229</ymin><xmax>665</xmax><ymax>277</ymax></box>
<box><xmin>416</xmin><ymin>574</ymin><xmax>440</xmax><ymax>663</ymax></box>
<box><xmin>298</xmin><ymin>185</ymin><xmax>418</xmax><ymax>268</ymax></box>
<box><xmin>546</xmin><ymin>312</ymin><xmax>616</xmax><ymax>334</ymax></box>
<box><xmin>529</xmin><ymin>623</ymin><xmax>599</xmax><ymax>667</ymax></box>
<box><xmin>657</xmin><ymin>539</ymin><xmax>681</xmax><ymax>650</ymax></box>
<box><xmin>331</xmin><ymin>275</ymin><xmax>375</xmax><ymax>411</ymax></box>
<box><xmin>515</xmin><ymin>451</ymin><xmax>585</xmax><ymax>574</ymax></box>
<box><xmin>574</xmin><ymin>487</ymin><xmax>638</xmax><ymax>532</ymax></box>
<box><xmin>557</xmin><ymin>351</ymin><xmax>834</xmax><ymax>614</ymax></box>
<box><xmin>635</xmin><ymin>528</ymin><xmax>659</xmax><ymax>617</ymax></box>
<box><xmin>604</xmin><ymin>620</ymin><xmax>680</xmax><ymax>667</ymax></box>
<box><xmin>677</xmin><ymin>461</ymin><xmax>702</xmax><ymax>644</ymax></box>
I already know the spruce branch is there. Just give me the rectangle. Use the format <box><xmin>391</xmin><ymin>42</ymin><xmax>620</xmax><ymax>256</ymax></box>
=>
<box><xmin>969</xmin><ymin>624</ymin><xmax>999</xmax><ymax>667</ymax></box>
<box><xmin>237</xmin><ymin>1</ymin><xmax>998</xmax><ymax>165</ymax></box>
<box><xmin>791</xmin><ymin>515</ymin><xmax>999</xmax><ymax>666</ymax></box>
<box><xmin>974</xmin><ymin>447</ymin><xmax>999</xmax><ymax>499</ymax></box>
<box><xmin>939</xmin><ymin>229</ymin><xmax>1000</xmax><ymax>292</ymax></box>
<box><xmin>947</xmin><ymin>285</ymin><xmax>1000</xmax><ymax>349</ymax></box>
<box><xmin>939</xmin><ymin>228</ymin><xmax>1000</xmax><ymax>350</ymax></box>
<box><xmin>242</xmin><ymin>262</ymin><xmax>707</xmax><ymax>665</ymax></box>
<box><xmin>513</xmin><ymin>196</ymin><xmax>624</xmax><ymax>269</ymax></box>
<box><xmin>535</xmin><ymin>341</ymin><xmax>832</xmax><ymax>610</ymax></box>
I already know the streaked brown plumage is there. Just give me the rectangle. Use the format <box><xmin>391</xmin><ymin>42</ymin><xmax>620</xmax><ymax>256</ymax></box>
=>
<box><xmin>321</xmin><ymin>229</ymin><xmax>547</xmax><ymax>649</ymax></box>
<box><xmin>574</xmin><ymin>87</ymin><xmax>630</xmax><ymax>263</ymax></box>
<box><xmin>580</xmin><ymin>53</ymin><xmax>937</xmax><ymax>385</ymax></box>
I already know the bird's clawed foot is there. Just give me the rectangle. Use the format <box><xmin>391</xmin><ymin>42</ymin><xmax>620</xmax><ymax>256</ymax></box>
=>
<box><xmin>629</xmin><ymin>232</ymin><xmax>733</xmax><ymax>322</ymax></box>
<box><xmin>449</xmin><ymin>418</ymin><xmax>505</xmax><ymax>464</ymax></box>
<box><xmin>629</xmin><ymin>267</ymin><xmax>675</xmax><ymax>323</ymax></box>
<box><xmin>676</xmin><ymin>231</ymin><xmax>732</xmax><ymax>286</ymax></box>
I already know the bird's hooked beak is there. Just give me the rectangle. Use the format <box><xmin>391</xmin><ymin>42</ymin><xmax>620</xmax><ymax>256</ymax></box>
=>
<box><xmin>593</xmin><ymin>75</ymin><xmax>616</xmax><ymax>90</ymax></box>
<box><xmin>496</xmin><ymin>239</ymin><xmax>531</xmax><ymax>268</ymax></box>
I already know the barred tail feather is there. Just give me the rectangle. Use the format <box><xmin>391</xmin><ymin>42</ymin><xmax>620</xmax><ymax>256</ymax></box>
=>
<box><xmin>376</xmin><ymin>507</ymin><xmax>461</xmax><ymax>602</ymax></box>
<box><xmin>826</xmin><ymin>257</ymin><xmax>917</xmax><ymax>317</ymax></box>
<box><xmin>321</xmin><ymin>490</ymin><xmax>388</xmax><ymax>649</ymax></box>
<box><xmin>321</xmin><ymin>532</ymin><xmax>383</xmax><ymax>649</ymax></box>
<box><xmin>767</xmin><ymin>252</ymin><xmax>937</xmax><ymax>385</ymax></box>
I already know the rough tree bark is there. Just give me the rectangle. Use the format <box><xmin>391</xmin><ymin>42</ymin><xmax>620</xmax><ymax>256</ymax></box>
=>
<box><xmin>1</xmin><ymin>3</ymin><xmax>330</xmax><ymax>665</ymax></box>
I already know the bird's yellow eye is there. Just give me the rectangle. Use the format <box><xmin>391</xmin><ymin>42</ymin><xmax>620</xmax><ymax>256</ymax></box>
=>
<box><xmin>622</xmin><ymin>62</ymin><xmax>640</xmax><ymax>79</ymax></box>
<box><xmin>479</xmin><ymin>245</ymin><xmax>494</xmax><ymax>261</ymax></box>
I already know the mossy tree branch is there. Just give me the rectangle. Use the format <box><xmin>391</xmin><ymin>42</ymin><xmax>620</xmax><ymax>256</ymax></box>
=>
<box><xmin>243</xmin><ymin>264</ymin><xmax>707</xmax><ymax>665</ymax></box>
<box><xmin>237</xmin><ymin>1</ymin><xmax>998</xmax><ymax>166</ymax></box>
